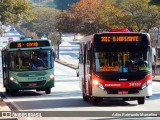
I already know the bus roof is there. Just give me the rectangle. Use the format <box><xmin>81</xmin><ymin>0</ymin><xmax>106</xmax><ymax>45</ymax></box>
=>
<box><xmin>109</xmin><ymin>28</ymin><xmax>130</xmax><ymax>32</ymax></box>
<box><xmin>103</xmin><ymin>28</ymin><xmax>141</xmax><ymax>34</ymax></box>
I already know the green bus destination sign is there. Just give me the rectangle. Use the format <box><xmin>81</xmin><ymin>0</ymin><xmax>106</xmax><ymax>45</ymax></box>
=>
<box><xmin>10</xmin><ymin>40</ymin><xmax>50</xmax><ymax>48</ymax></box>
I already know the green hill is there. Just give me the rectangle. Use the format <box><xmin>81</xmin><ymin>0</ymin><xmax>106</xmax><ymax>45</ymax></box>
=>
<box><xmin>29</xmin><ymin>0</ymin><xmax>80</xmax><ymax>10</ymax></box>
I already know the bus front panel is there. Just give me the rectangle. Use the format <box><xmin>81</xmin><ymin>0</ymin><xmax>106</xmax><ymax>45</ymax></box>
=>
<box><xmin>91</xmin><ymin>33</ymin><xmax>152</xmax><ymax>98</ymax></box>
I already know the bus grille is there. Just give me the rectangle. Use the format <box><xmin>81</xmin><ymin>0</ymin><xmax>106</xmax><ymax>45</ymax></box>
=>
<box><xmin>106</xmin><ymin>88</ymin><xmax>140</xmax><ymax>94</ymax></box>
<box><xmin>19</xmin><ymin>80</ymin><xmax>46</xmax><ymax>87</ymax></box>
<box><xmin>17</xmin><ymin>71</ymin><xmax>47</xmax><ymax>77</ymax></box>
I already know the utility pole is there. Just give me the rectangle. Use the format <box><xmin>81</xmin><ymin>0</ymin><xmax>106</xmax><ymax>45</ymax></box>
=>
<box><xmin>158</xmin><ymin>26</ymin><xmax>160</xmax><ymax>45</ymax></box>
<box><xmin>57</xmin><ymin>40</ymin><xmax>59</xmax><ymax>59</ymax></box>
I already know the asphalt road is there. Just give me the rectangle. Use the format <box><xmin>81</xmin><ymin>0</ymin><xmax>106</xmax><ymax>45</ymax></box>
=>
<box><xmin>0</xmin><ymin>62</ymin><xmax>160</xmax><ymax>120</ymax></box>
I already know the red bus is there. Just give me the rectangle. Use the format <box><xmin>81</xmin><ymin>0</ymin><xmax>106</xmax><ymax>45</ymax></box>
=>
<box><xmin>78</xmin><ymin>28</ymin><xmax>152</xmax><ymax>105</ymax></box>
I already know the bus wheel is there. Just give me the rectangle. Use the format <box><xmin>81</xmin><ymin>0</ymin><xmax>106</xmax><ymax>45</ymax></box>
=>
<box><xmin>137</xmin><ymin>97</ymin><xmax>145</xmax><ymax>104</ymax></box>
<box><xmin>45</xmin><ymin>88</ymin><xmax>51</xmax><ymax>94</ymax></box>
<box><xmin>83</xmin><ymin>93</ymin><xmax>89</xmax><ymax>101</ymax></box>
<box><xmin>10</xmin><ymin>90</ymin><xmax>19</xmax><ymax>96</ymax></box>
<box><xmin>91</xmin><ymin>97</ymin><xmax>99</xmax><ymax>105</ymax></box>
<box><xmin>36</xmin><ymin>89</ymin><xmax>40</xmax><ymax>92</ymax></box>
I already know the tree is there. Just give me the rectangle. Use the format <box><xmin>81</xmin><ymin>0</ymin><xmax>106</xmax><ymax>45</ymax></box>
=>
<box><xmin>21</xmin><ymin>7</ymin><xmax>60</xmax><ymax>46</ymax></box>
<box><xmin>22</xmin><ymin>7</ymin><xmax>60</xmax><ymax>37</ymax></box>
<box><xmin>0</xmin><ymin>0</ymin><xmax>33</xmax><ymax>24</ymax></box>
<box><xmin>53</xmin><ymin>0</ymin><xmax>160</xmax><ymax>35</ymax></box>
<box><xmin>55</xmin><ymin>10</ymin><xmax>85</xmax><ymax>34</ymax></box>
<box><xmin>97</xmin><ymin>0</ymin><xmax>123</xmax><ymax>29</ymax></box>
<box><xmin>112</xmin><ymin>0</ymin><xmax>160</xmax><ymax>32</ymax></box>
<box><xmin>56</xmin><ymin>0</ymin><xmax>103</xmax><ymax>35</ymax></box>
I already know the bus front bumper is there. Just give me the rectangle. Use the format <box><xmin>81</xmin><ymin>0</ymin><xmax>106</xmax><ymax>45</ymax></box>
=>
<box><xmin>92</xmin><ymin>84</ymin><xmax>152</xmax><ymax>98</ymax></box>
<box><xmin>8</xmin><ymin>79</ymin><xmax>54</xmax><ymax>90</ymax></box>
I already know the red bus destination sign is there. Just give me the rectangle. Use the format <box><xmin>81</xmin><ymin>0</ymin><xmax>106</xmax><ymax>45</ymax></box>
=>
<box><xmin>101</xmin><ymin>36</ymin><xmax>140</xmax><ymax>42</ymax></box>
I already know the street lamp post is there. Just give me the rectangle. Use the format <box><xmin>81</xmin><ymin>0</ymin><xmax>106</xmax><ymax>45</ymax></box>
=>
<box><xmin>157</xmin><ymin>26</ymin><xmax>160</xmax><ymax>44</ymax></box>
<box><xmin>57</xmin><ymin>32</ymin><xmax>62</xmax><ymax>59</ymax></box>
<box><xmin>57</xmin><ymin>40</ymin><xmax>60</xmax><ymax>59</ymax></box>
<box><xmin>155</xmin><ymin>26</ymin><xmax>160</xmax><ymax>76</ymax></box>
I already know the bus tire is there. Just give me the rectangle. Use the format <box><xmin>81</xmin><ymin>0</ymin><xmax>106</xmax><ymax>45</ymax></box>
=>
<box><xmin>137</xmin><ymin>97</ymin><xmax>145</xmax><ymax>104</ymax></box>
<box><xmin>36</xmin><ymin>89</ymin><xmax>40</xmax><ymax>92</ymax></box>
<box><xmin>91</xmin><ymin>97</ymin><xmax>99</xmax><ymax>105</ymax></box>
<box><xmin>10</xmin><ymin>90</ymin><xmax>19</xmax><ymax>96</ymax></box>
<box><xmin>45</xmin><ymin>88</ymin><xmax>51</xmax><ymax>94</ymax></box>
<box><xmin>83</xmin><ymin>93</ymin><xmax>89</xmax><ymax>101</ymax></box>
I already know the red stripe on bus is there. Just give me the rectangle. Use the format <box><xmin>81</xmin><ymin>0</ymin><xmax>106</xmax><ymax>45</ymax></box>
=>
<box><xmin>92</xmin><ymin>73</ymin><xmax>152</xmax><ymax>88</ymax></box>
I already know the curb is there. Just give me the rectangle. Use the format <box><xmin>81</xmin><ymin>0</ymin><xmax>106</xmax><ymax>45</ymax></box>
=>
<box><xmin>0</xmin><ymin>97</ymin><xmax>11</xmax><ymax>111</ymax></box>
<box><xmin>152</xmin><ymin>78</ymin><xmax>160</xmax><ymax>82</ymax></box>
<box><xmin>55</xmin><ymin>58</ymin><xmax>78</xmax><ymax>70</ymax></box>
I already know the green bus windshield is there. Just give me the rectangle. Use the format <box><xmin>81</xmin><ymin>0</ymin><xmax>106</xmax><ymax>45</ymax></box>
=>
<box><xmin>9</xmin><ymin>49</ymin><xmax>53</xmax><ymax>71</ymax></box>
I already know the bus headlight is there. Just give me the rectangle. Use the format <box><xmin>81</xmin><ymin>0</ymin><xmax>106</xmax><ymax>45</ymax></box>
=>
<box><xmin>10</xmin><ymin>77</ymin><xmax>18</xmax><ymax>83</ymax></box>
<box><xmin>93</xmin><ymin>80</ymin><xmax>99</xmax><ymax>85</ymax></box>
<box><xmin>93</xmin><ymin>80</ymin><xmax>104</xmax><ymax>90</ymax></box>
<box><xmin>10</xmin><ymin>77</ymin><xmax>14</xmax><ymax>81</ymax></box>
<box><xmin>49</xmin><ymin>74</ymin><xmax>54</xmax><ymax>79</ymax></box>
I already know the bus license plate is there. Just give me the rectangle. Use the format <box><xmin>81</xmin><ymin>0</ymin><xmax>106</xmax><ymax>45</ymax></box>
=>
<box><xmin>29</xmin><ymin>83</ymin><xmax>37</xmax><ymax>87</ymax></box>
<box><xmin>118</xmin><ymin>90</ymin><xmax>128</xmax><ymax>94</ymax></box>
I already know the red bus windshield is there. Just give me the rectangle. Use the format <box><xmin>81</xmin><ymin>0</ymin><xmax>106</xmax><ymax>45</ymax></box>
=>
<box><xmin>93</xmin><ymin>33</ymin><xmax>151</xmax><ymax>73</ymax></box>
<box><xmin>93</xmin><ymin>44</ymin><xmax>151</xmax><ymax>73</ymax></box>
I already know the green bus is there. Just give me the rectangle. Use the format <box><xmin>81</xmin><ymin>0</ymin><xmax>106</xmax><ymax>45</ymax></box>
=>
<box><xmin>1</xmin><ymin>39</ymin><xmax>55</xmax><ymax>95</ymax></box>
